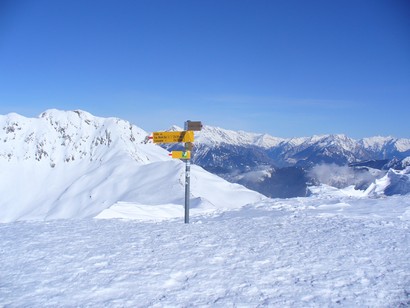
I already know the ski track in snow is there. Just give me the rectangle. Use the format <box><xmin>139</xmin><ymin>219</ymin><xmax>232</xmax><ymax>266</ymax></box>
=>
<box><xmin>1</xmin><ymin>197</ymin><xmax>410</xmax><ymax>307</ymax></box>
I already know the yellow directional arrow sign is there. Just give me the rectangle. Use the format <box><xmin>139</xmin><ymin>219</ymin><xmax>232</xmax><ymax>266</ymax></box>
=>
<box><xmin>169</xmin><ymin>151</ymin><xmax>191</xmax><ymax>159</ymax></box>
<box><xmin>152</xmin><ymin>131</ymin><xmax>194</xmax><ymax>143</ymax></box>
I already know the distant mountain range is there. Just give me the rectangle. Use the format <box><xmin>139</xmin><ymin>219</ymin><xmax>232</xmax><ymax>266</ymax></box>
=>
<box><xmin>164</xmin><ymin>125</ymin><xmax>410</xmax><ymax>198</ymax></box>
<box><xmin>191</xmin><ymin>125</ymin><xmax>410</xmax><ymax>167</ymax></box>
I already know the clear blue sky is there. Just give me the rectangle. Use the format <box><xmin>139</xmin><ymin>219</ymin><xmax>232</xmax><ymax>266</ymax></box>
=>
<box><xmin>0</xmin><ymin>0</ymin><xmax>409</xmax><ymax>138</ymax></box>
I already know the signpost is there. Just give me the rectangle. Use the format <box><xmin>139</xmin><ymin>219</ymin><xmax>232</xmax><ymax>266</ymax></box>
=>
<box><xmin>152</xmin><ymin>131</ymin><xmax>194</xmax><ymax>143</ymax></box>
<box><xmin>151</xmin><ymin>121</ymin><xmax>202</xmax><ymax>224</ymax></box>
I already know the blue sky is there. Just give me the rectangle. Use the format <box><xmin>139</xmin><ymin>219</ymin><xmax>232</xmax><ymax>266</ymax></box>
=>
<box><xmin>0</xmin><ymin>0</ymin><xmax>409</xmax><ymax>138</ymax></box>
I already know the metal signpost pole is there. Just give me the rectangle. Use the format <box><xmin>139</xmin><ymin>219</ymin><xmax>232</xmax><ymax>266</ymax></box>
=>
<box><xmin>184</xmin><ymin>121</ymin><xmax>190</xmax><ymax>224</ymax></box>
<box><xmin>184</xmin><ymin>157</ymin><xmax>190</xmax><ymax>224</ymax></box>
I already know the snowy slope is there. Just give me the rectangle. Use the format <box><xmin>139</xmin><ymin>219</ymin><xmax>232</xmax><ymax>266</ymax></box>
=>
<box><xmin>0</xmin><ymin>110</ymin><xmax>263</xmax><ymax>223</ymax></box>
<box><xmin>1</xmin><ymin>193</ymin><xmax>409</xmax><ymax>306</ymax></box>
<box><xmin>360</xmin><ymin>136</ymin><xmax>410</xmax><ymax>154</ymax></box>
<box><xmin>364</xmin><ymin>167</ymin><xmax>410</xmax><ymax>196</ymax></box>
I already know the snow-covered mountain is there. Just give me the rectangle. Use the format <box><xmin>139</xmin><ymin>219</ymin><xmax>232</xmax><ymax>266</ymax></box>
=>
<box><xmin>0</xmin><ymin>109</ymin><xmax>157</xmax><ymax>164</ymax></box>
<box><xmin>167</xmin><ymin>125</ymin><xmax>410</xmax><ymax>173</ymax></box>
<box><xmin>2</xmin><ymin>109</ymin><xmax>409</xmax><ymax>222</ymax></box>
<box><xmin>191</xmin><ymin>126</ymin><xmax>410</xmax><ymax>168</ymax></box>
<box><xmin>194</xmin><ymin>125</ymin><xmax>285</xmax><ymax>148</ymax></box>
<box><xmin>164</xmin><ymin>125</ymin><xmax>410</xmax><ymax>198</ymax></box>
<box><xmin>0</xmin><ymin>110</ymin><xmax>263</xmax><ymax>223</ymax></box>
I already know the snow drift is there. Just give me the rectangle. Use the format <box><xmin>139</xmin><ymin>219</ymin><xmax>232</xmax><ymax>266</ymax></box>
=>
<box><xmin>0</xmin><ymin>110</ymin><xmax>263</xmax><ymax>223</ymax></box>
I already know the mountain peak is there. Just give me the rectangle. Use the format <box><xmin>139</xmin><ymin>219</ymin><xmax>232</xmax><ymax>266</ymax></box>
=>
<box><xmin>195</xmin><ymin>125</ymin><xmax>284</xmax><ymax>148</ymax></box>
<box><xmin>0</xmin><ymin>109</ymin><xmax>153</xmax><ymax>165</ymax></box>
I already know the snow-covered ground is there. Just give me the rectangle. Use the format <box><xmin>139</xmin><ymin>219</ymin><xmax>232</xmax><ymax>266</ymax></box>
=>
<box><xmin>1</xmin><ymin>190</ymin><xmax>409</xmax><ymax>307</ymax></box>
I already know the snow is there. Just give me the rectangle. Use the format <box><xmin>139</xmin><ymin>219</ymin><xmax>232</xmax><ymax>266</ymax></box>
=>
<box><xmin>360</xmin><ymin>136</ymin><xmax>394</xmax><ymax>151</ymax></box>
<box><xmin>1</xmin><ymin>109</ymin><xmax>410</xmax><ymax>306</ymax></box>
<box><xmin>0</xmin><ymin>110</ymin><xmax>264</xmax><ymax>223</ymax></box>
<box><xmin>361</xmin><ymin>136</ymin><xmax>410</xmax><ymax>153</ymax></box>
<box><xmin>177</xmin><ymin>123</ymin><xmax>410</xmax><ymax>156</ymax></box>
<box><xmin>94</xmin><ymin>162</ymin><xmax>265</xmax><ymax>221</ymax></box>
<box><xmin>195</xmin><ymin>125</ymin><xmax>284</xmax><ymax>148</ymax></box>
<box><xmin>192</xmin><ymin>125</ymin><xmax>410</xmax><ymax>159</ymax></box>
<box><xmin>0</xmin><ymin>157</ymin><xmax>264</xmax><ymax>223</ymax></box>
<box><xmin>365</xmin><ymin>167</ymin><xmax>410</xmax><ymax>197</ymax></box>
<box><xmin>1</xmin><ymin>194</ymin><xmax>409</xmax><ymax>306</ymax></box>
<box><xmin>0</xmin><ymin>109</ymin><xmax>153</xmax><ymax>163</ymax></box>
<box><xmin>287</xmin><ymin>136</ymin><xmax>309</xmax><ymax>147</ymax></box>
<box><xmin>403</xmin><ymin>157</ymin><xmax>410</xmax><ymax>167</ymax></box>
<box><xmin>396</xmin><ymin>139</ymin><xmax>410</xmax><ymax>152</ymax></box>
